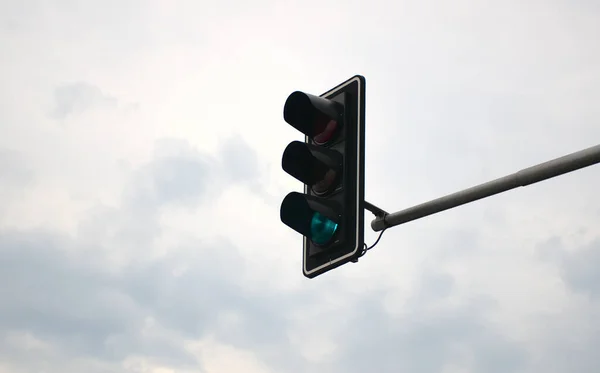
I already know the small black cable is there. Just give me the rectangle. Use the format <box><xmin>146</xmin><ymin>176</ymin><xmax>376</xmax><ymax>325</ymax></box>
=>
<box><xmin>358</xmin><ymin>228</ymin><xmax>387</xmax><ymax>258</ymax></box>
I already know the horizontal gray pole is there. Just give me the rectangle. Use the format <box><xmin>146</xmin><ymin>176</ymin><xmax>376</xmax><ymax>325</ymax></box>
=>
<box><xmin>371</xmin><ymin>143</ymin><xmax>600</xmax><ymax>232</ymax></box>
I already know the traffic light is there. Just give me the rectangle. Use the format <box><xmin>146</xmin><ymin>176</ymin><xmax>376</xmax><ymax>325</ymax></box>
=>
<box><xmin>280</xmin><ymin>75</ymin><xmax>366</xmax><ymax>278</ymax></box>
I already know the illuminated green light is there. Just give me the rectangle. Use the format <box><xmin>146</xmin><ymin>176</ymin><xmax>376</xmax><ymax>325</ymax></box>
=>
<box><xmin>310</xmin><ymin>212</ymin><xmax>338</xmax><ymax>245</ymax></box>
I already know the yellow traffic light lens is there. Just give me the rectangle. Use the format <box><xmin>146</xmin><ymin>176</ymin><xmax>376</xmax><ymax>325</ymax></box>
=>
<box><xmin>310</xmin><ymin>212</ymin><xmax>338</xmax><ymax>245</ymax></box>
<box><xmin>312</xmin><ymin>168</ymin><xmax>338</xmax><ymax>196</ymax></box>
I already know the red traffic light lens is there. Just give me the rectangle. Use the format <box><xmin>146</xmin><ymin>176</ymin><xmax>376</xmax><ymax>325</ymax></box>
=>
<box><xmin>313</xmin><ymin>119</ymin><xmax>338</xmax><ymax>145</ymax></box>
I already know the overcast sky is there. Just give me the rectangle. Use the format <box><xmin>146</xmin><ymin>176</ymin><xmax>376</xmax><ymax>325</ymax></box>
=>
<box><xmin>1</xmin><ymin>0</ymin><xmax>599</xmax><ymax>372</ymax></box>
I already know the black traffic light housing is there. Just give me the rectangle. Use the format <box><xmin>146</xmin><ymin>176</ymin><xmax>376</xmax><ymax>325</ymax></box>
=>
<box><xmin>280</xmin><ymin>75</ymin><xmax>366</xmax><ymax>278</ymax></box>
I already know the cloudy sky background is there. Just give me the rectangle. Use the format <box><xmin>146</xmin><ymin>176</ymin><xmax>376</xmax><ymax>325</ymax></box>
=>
<box><xmin>1</xmin><ymin>0</ymin><xmax>600</xmax><ymax>372</ymax></box>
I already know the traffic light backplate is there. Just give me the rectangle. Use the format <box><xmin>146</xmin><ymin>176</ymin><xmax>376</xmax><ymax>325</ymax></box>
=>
<box><xmin>281</xmin><ymin>75</ymin><xmax>366</xmax><ymax>278</ymax></box>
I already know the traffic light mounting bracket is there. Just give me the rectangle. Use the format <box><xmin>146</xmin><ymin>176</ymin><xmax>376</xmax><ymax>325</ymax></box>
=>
<box><xmin>364</xmin><ymin>200</ymin><xmax>388</xmax><ymax>219</ymax></box>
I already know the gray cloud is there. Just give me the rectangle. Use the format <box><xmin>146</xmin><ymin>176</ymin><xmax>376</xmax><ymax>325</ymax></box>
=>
<box><xmin>142</xmin><ymin>153</ymin><xmax>211</xmax><ymax>207</ymax></box>
<box><xmin>0</xmin><ymin>141</ymin><xmax>529</xmax><ymax>372</ymax></box>
<box><xmin>0</xmin><ymin>230</ymin><xmax>135</xmax><ymax>357</ymax></box>
<box><xmin>0</xmin><ymin>148</ymin><xmax>34</xmax><ymax>187</ymax></box>
<box><xmin>0</xmin><ymin>222</ymin><xmax>531</xmax><ymax>373</ymax></box>
<box><xmin>123</xmin><ymin>135</ymin><xmax>267</xmax><ymax>211</ymax></box>
<box><xmin>335</xmin><ymin>271</ymin><xmax>527</xmax><ymax>373</ymax></box>
<box><xmin>0</xmin><ymin>139</ymin><xmax>591</xmax><ymax>373</ymax></box>
<box><xmin>51</xmin><ymin>82</ymin><xmax>138</xmax><ymax>120</ymax></box>
<box><xmin>0</xmin><ymin>134</ymin><xmax>291</xmax><ymax>367</ymax></box>
<box><xmin>218</xmin><ymin>134</ymin><xmax>261</xmax><ymax>186</ymax></box>
<box><xmin>562</xmin><ymin>240</ymin><xmax>600</xmax><ymax>298</ymax></box>
<box><xmin>75</xmin><ymin>135</ymin><xmax>260</xmax><ymax>262</ymax></box>
<box><xmin>0</xmin><ymin>228</ymin><xmax>197</xmax><ymax>371</ymax></box>
<box><xmin>538</xmin><ymin>236</ymin><xmax>600</xmax><ymax>299</ymax></box>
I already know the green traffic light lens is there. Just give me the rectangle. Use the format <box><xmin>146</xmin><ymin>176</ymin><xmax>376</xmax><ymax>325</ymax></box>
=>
<box><xmin>310</xmin><ymin>212</ymin><xmax>338</xmax><ymax>245</ymax></box>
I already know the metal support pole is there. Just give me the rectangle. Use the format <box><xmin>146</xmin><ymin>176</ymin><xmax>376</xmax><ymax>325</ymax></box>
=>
<box><xmin>371</xmin><ymin>144</ymin><xmax>600</xmax><ymax>232</ymax></box>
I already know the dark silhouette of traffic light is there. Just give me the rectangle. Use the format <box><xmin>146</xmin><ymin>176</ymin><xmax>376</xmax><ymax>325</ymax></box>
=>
<box><xmin>280</xmin><ymin>75</ymin><xmax>366</xmax><ymax>278</ymax></box>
